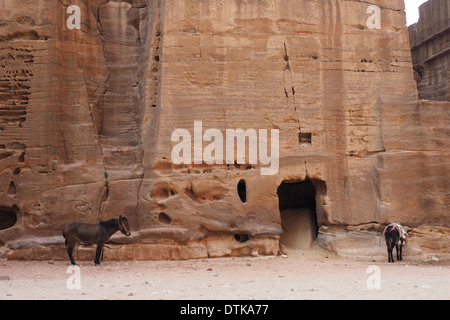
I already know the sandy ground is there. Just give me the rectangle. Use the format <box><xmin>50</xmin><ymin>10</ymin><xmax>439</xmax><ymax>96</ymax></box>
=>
<box><xmin>1</xmin><ymin>247</ymin><xmax>449</xmax><ymax>300</ymax></box>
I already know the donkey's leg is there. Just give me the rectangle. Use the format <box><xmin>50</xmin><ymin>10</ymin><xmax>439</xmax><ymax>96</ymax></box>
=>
<box><xmin>388</xmin><ymin>245</ymin><xmax>394</xmax><ymax>263</ymax></box>
<box><xmin>94</xmin><ymin>244</ymin><xmax>103</xmax><ymax>265</ymax></box>
<box><xmin>396</xmin><ymin>244</ymin><xmax>400</xmax><ymax>261</ymax></box>
<box><xmin>399</xmin><ymin>244</ymin><xmax>403</xmax><ymax>261</ymax></box>
<box><xmin>67</xmin><ymin>244</ymin><xmax>76</xmax><ymax>265</ymax></box>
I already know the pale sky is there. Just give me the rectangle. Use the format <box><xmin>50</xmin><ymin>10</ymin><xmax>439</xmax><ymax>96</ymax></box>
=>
<box><xmin>405</xmin><ymin>0</ymin><xmax>429</xmax><ymax>26</ymax></box>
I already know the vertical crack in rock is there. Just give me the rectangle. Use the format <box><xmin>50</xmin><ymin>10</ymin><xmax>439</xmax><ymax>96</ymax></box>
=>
<box><xmin>142</xmin><ymin>0</ymin><xmax>164</xmax><ymax>167</ymax></box>
<box><xmin>131</xmin><ymin>0</ymin><xmax>160</xmax><ymax>230</ymax></box>
<box><xmin>87</xmin><ymin>0</ymin><xmax>160</xmax><ymax>227</ymax></box>
<box><xmin>90</xmin><ymin>4</ymin><xmax>111</xmax><ymax>222</ymax></box>
<box><xmin>134</xmin><ymin>0</ymin><xmax>165</xmax><ymax>230</ymax></box>
<box><xmin>79</xmin><ymin>1</ymin><xmax>152</xmax><ymax>223</ymax></box>
<box><xmin>282</xmin><ymin>42</ymin><xmax>302</xmax><ymax>139</ymax></box>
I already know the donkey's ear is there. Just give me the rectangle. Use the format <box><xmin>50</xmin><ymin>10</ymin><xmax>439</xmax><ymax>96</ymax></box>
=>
<box><xmin>119</xmin><ymin>215</ymin><xmax>123</xmax><ymax>219</ymax></box>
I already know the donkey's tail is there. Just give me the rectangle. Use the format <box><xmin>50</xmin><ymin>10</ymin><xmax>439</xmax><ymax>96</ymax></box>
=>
<box><xmin>62</xmin><ymin>229</ymin><xmax>68</xmax><ymax>247</ymax></box>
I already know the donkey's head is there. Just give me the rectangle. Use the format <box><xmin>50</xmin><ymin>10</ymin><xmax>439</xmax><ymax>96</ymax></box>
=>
<box><xmin>118</xmin><ymin>215</ymin><xmax>131</xmax><ymax>236</ymax></box>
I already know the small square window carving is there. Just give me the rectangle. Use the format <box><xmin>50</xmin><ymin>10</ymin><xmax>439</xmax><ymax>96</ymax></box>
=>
<box><xmin>299</xmin><ymin>132</ymin><xmax>312</xmax><ymax>144</ymax></box>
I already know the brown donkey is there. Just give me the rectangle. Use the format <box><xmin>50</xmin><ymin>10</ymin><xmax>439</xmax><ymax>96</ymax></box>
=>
<box><xmin>63</xmin><ymin>216</ymin><xmax>131</xmax><ymax>265</ymax></box>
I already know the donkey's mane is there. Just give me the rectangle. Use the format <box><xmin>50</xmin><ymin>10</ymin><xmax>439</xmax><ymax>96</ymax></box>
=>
<box><xmin>99</xmin><ymin>218</ymin><xmax>118</xmax><ymax>228</ymax></box>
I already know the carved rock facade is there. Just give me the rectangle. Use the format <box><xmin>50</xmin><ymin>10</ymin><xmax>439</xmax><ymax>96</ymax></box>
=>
<box><xmin>1</xmin><ymin>0</ymin><xmax>449</xmax><ymax>261</ymax></box>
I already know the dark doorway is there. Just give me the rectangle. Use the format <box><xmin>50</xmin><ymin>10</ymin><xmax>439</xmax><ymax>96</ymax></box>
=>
<box><xmin>277</xmin><ymin>180</ymin><xmax>319</xmax><ymax>249</ymax></box>
<box><xmin>0</xmin><ymin>206</ymin><xmax>18</xmax><ymax>230</ymax></box>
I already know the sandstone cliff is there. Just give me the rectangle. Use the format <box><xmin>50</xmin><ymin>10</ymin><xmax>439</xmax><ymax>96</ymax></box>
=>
<box><xmin>1</xmin><ymin>0</ymin><xmax>449</xmax><ymax>261</ymax></box>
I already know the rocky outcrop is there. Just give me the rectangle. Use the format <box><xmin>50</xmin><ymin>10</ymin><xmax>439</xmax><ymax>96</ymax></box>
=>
<box><xmin>318</xmin><ymin>224</ymin><xmax>450</xmax><ymax>261</ymax></box>
<box><xmin>1</xmin><ymin>0</ymin><xmax>449</xmax><ymax>261</ymax></box>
